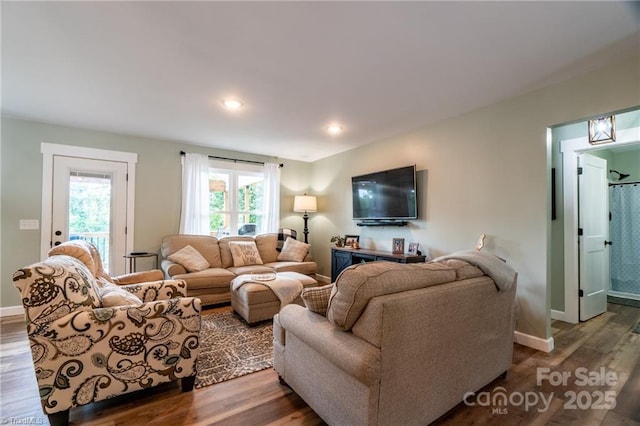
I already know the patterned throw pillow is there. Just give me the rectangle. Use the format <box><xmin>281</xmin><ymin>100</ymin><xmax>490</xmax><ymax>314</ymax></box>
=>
<box><xmin>167</xmin><ymin>245</ymin><xmax>210</xmax><ymax>272</ymax></box>
<box><xmin>276</xmin><ymin>228</ymin><xmax>297</xmax><ymax>251</ymax></box>
<box><xmin>277</xmin><ymin>237</ymin><xmax>310</xmax><ymax>262</ymax></box>
<box><xmin>301</xmin><ymin>284</ymin><xmax>334</xmax><ymax>316</ymax></box>
<box><xmin>229</xmin><ymin>241</ymin><xmax>264</xmax><ymax>266</ymax></box>
<box><xmin>99</xmin><ymin>283</ymin><xmax>143</xmax><ymax>307</ymax></box>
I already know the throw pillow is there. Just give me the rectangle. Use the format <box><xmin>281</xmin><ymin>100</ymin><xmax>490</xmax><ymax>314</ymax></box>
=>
<box><xmin>167</xmin><ymin>245</ymin><xmax>210</xmax><ymax>272</ymax></box>
<box><xmin>276</xmin><ymin>228</ymin><xmax>297</xmax><ymax>251</ymax></box>
<box><xmin>301</xmin><ymin>284</ymin><xmax>334</xmax><ymax>316</ymax></box>
<box><xmin>277</xmin><ymin>237</ymin><xmax>310</xmax><ymax>262</ymax></box>
<box><xmin>99</xmin><ymin>283</ymin><xmax>143</xmax><ymax>307</ymax></box>
<box><xmin>229</xmin><ymin>241</ymin><xmax>264</xmax><ymax>266</ymax></box>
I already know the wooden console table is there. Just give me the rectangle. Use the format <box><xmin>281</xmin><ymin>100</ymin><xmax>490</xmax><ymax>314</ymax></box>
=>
<box><xmin>331</xmin><ymin>246</ymin><xmax>426</xmax><ymax>281</ymax></box>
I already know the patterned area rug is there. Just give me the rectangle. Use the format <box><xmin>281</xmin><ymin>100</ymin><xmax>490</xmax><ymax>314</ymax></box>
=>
<box><xmin>195</xmin><ymin>311</ymin><xmax>273</xmax><ymax>389</ymax></box>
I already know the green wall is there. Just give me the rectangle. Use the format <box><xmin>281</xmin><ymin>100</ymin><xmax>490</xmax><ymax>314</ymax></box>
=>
<box><xmin>2</xmin><ymin>55</ymin><xmax>639</xmax><ymax>345</ymax></box>
<box><xmin>0</xmin><ymin>118</ymin><xmax>311</xmax><ymax>308</ymax></box>
<box><xmin>307</xmin><ymin>55</ymin><xmax>639</xmax><ymax>342</ymax></box>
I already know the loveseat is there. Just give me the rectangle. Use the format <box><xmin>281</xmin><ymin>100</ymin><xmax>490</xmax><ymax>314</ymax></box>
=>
<box><xmin>161</xmin><ymin>233</ymin><xmax>317</xmax><ymax>305</ymax></box>
<box><xmin>13</xmin><ymin>242</ymin><xmax>201</xmax><ymax>426</ymax></box>
<box><xmin>274</xmin><ymin>251</ymin><xmax>518</xmax><ymax>426</ymax></box>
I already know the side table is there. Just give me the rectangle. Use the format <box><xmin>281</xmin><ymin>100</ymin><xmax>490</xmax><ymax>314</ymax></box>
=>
<box><xmin>123</xmin><ymin>252</ymin><xmax>158</xmax><ymax>273</ymax></box>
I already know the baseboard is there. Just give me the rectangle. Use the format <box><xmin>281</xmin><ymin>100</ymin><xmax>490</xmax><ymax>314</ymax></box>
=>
<box><xmin>0</xmin><ymin>305</ymin><xmax>24</xmax><ymax>318</ymax></box>
<box><xmin>514</xmin><ymin>331</ymin><xmax>554</xmax><ymax>353</ymax></box>
<box><xmin>550</xmin><ymin>309</ymin><xmax>566</xmax><ymax>321</ymax></box>
<box><xmin>315</xmin><ymin>274</ymin><xmax>331</xmax><ymax>284</ymax></box>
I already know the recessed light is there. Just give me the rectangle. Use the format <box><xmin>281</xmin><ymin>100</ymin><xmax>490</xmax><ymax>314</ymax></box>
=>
<box><xmin>222</xmin><ymin>99</ymin><xmax>243</xmax><ymax>110</ymax></box>
<box><xmin>327</xmin><ymin>124</ymin><xmax>343</xmax><ymax>135</ymax></box>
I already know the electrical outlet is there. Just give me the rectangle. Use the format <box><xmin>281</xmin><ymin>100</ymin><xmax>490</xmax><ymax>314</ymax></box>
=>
<box><xmin>20</xmin><ymin>219</ymin><xmax>39</xmax><ymax>230</ymax></box>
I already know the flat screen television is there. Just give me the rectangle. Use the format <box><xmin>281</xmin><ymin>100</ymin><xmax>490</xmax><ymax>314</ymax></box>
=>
<box><xmin>352</xmin><ymin>165</ymin><xmax>417</xmax><ymax>221</ymax></box>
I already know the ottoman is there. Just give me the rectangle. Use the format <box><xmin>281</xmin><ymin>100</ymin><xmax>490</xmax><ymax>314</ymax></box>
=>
<box><xmin>231</xmin><ymin>271</ymin><xmax>318</xmax><ymax>324</ymax></box>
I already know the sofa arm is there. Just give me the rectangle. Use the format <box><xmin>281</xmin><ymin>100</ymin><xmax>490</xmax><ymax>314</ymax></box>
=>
<box><xmin>278</xmin><ymin>304</ymin><xmax>380</xmax><ymax>385</ymax></box>
<box><xmin>120</xmin><ymin>279</ymin><xmax>189</xmax><ymax>301</ymax></box>
<box><xmin>112</xmin><ymin>269</ymin><xmax>164</xmax><ymax>285</ymax></box>
<box><xmin>161</xmin><ymin>258</ymin><xmax>187</xmax><ymax>277</ymax></box>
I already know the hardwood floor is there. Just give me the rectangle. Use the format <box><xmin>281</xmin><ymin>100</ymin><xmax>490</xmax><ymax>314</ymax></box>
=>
<box><xmin>1</xmin><ymin>303</ymin><xmax>638</xmax><ymax>425</ymax></box>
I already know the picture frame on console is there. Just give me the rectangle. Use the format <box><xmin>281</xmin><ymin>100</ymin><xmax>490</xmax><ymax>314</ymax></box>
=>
<box><xmin>345</xmin><ymin>235</ymin><xmax>360</xmax><ymax>247</ymax></box>
<box><xmin>392</xmin><ymin>238</ymin><xmax>405</xmax><ymax>254</ymax></box>
<box><xmin>408</xmin><ymin>242</ymin><xmax>419</xmax><ymax>255</ymax></box>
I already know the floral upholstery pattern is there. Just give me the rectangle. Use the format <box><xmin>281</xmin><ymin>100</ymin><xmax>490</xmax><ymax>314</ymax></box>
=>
<box><xmin>13</xmin><ymin>254</ymin><xmax>201</xmax><ymax>419</ymax></box>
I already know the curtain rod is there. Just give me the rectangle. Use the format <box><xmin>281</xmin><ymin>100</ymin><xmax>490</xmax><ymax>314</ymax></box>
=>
<box><xmin>609</xmin><ymin>181</ymin><xmax>640</xmax><ymax>186</ymax></box>
<box><xmin>180</xmin><ymin>151</ymin><xmax>283</xmax><ymax>168</ymax></box>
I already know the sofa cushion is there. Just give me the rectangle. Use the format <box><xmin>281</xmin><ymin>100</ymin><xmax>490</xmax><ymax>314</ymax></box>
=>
<box><xmin>301</xmin><ymin>284</ymin><xmax>333</xmax><ymax>316</ymax></box>
<box><xmin>254</xmin><ymin>233</ymin><xmax>279</xmax><ymax>263</ymax></box>
<box><xmin>276</xmin><ymin>228</ymin><xmax>297</xmax><ymax>251</ymax></box>
<box><xmin>327</xmin><ymin>262</ymin><xmax>456</xmax><ymax>330</ymax></box>
<box><xmin>277</xmin><ymin>237</ymin><xmax>310</xmax><ymax>262</ymax></box>
<box><xmin>168</xmin><ymin>245</ymin><xmax>210</xmax><ymax>272</ymax></box>
<box><xmin>229</xmin><ymin>241</ymin><xmax>264</xmax><ymax>266</ymax></box>
<box><xmin>172</xmin><ymin>268</ymin><xmax>236</xmax><ymax>290</ymax></box>
<box><xmin>99</xmin><ymin>283</ymin><xmax>143</xmax><ymax>307</ymax></box>
<box><xmin>162</xmin><ymin>235</ymin><xmax>222</xmax><ymax>268</ymax></box>
<box><xmin>266</xmin><ymin>261</ymin><xmax>318</xmax><ymax>275</ymax></box>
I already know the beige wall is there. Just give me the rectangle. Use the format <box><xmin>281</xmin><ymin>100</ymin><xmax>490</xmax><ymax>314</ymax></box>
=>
<box><xmin>0</xmin><ymin>118</ymin><xmax>311</xmax><ymax>308</ymax></box>
<box><xmin>308</xmin><ymin>55</ymin><xmax>639</xmax><ymax>340</ymax></box>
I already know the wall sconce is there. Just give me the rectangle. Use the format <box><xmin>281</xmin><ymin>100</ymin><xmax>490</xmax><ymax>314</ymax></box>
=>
<box><xmin>293</xmin><ymin>194</ymin><xmax>317</xmax><ymax>243</ymax></box>
<box><xmin>588</xmin><ymin>116</ymin><xmax>616</xmax><ymax>145</ymax></box>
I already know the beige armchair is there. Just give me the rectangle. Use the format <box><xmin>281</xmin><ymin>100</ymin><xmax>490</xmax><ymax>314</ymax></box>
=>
<box><xmin>13</xmin><ymin>246</ymin><xmax>201</xmax><ymax>426</ymax></box>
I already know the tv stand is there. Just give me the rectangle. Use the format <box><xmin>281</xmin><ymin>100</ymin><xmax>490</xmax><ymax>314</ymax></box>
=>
<box><xmin>356</xmin><ymin>220</ymin><xmax>408</xmax><ymax>227</ymax></box>
<box><xmin>331</xmin><ymin>247</ymin><xmax>426</xmax><ymax>281</ymax></box>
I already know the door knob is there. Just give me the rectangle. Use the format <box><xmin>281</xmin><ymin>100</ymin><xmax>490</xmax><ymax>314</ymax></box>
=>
<box><xmin>604</xmin><ymin>241</ymin><xmax>613</xmax><ymax>246</ymax></box>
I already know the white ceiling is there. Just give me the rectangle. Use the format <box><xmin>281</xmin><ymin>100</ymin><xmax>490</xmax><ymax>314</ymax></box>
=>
<box><xmin>2</xmin><ymin>2</ymin><xmax>639</xmax><ymax>162</ymax></box>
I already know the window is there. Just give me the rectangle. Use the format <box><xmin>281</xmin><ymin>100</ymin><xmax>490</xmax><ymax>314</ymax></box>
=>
<box><xmin>209</xmin><ymin>162</ymin><xmax>264</xmax><ymax>237</ymax></box>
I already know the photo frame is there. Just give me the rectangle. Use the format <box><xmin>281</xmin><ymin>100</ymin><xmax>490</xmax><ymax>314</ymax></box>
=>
<box><xmin>408</xmin><ymin>242</ymin><xmax>419</xmax><ymax>255</ymax></box>
<box><xmin>344</xmin><ymin>235</ymin><xmax>360</xmax><ymax>247</ymax></box>
<box><xmin>392</xmin><ymin>238</ymin><xmax>405</xmax><ymax>254</ymax></box>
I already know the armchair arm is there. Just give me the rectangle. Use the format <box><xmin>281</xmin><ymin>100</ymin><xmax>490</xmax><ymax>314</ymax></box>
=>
<box><xmin>112</xmin><ymin>269</ymin><xmax>164</xmax><ymax>285</ymax></box>
<box><xmin>29</xmin><ymin>297</ymin><xmax>201</xmax><ymax>414</ymax></box>
<box><xmin>120</xmin><ymin>279</ymin><xmax>189</xmax><ymax>302</ymax></box>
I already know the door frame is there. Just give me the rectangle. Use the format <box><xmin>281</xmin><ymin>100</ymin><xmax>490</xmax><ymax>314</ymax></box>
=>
<box><xmin>559</xmin><ymin>127</ymin><xmax>640</xmax><ymax>323</ymax></box>
<box><xmin>40</xmin><ymin>143</ymin><xmax>137</xmax><ymax>262</ymax></box>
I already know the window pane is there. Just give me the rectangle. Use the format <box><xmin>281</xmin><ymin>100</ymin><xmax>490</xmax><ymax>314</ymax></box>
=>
<box><xmin>209</xmin><ymin>172</ymin><xmax>229</xmax><ymax>235</ymax></box>
<box><xmin>68</xmin><ymin>173</ymin><xmax>111</xmax><ymax>272</ymax></box>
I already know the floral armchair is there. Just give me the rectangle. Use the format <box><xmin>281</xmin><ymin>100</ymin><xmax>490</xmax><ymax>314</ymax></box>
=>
<box><xmin>13</xmin><ymin>249</ymin><xmax>201</xmax><ymax>426</ymax></box>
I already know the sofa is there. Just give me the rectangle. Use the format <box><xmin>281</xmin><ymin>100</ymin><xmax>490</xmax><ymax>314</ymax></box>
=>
<box><xmin>274</xmin><ymin>251</ymin><xmax>518</xmax><ymax>426</ymax></box>
<box><xmin>13</xmin><ymin>242</ymin><xmax>201</xmax><ymax>426</ymax></box>
<box><xmin>161</xmin><ymin>233</ymin><xmax>317</xmax><ymax>305</ymax></box>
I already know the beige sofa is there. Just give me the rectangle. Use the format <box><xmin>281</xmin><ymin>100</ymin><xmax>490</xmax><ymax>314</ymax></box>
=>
<box><xmin>274</xmin><ymin>251</ymin><xmax>517</xmax><ymax>426</ymax></box>
<box><xmin>161</xmin><ymin>233</ymin><xmax>317</xmax><ymax>305</ymax></box>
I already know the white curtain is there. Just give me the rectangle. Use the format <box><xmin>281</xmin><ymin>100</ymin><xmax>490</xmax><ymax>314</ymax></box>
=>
<box><xmin>262</xmin><ymin>163</ymin><xmax>281</xmax><ymax>233</ymax></box>
<box><xmin>179</xmin><ymin>153</ymin><xmax>210</xmax><ymax>235</ymax></box>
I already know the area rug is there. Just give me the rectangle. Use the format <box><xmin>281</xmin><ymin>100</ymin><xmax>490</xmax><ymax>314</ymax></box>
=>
<box><xmin>195</xmin><ymin>311</ymin><xmax>273</xmax><ymax>389</ymax></box>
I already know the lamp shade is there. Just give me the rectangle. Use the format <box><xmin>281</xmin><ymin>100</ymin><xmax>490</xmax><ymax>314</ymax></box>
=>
<box><xmin>293</xmin><ymin>195</ymin><xmax>317</xmax><ymax>213</ymax></box>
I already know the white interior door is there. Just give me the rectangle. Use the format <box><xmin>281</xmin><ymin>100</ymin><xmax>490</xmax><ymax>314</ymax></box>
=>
<box><xmin>51</xmin><ymin>156</ymin><xmax>129</xmax><ymax>275</ymax></box>
<box><xmin>578</xmin><ymin>153</ymin><xmax>609</xmax><ymax>321</ymax></box>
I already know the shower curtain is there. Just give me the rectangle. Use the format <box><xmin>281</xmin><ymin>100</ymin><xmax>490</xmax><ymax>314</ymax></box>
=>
<box><xmin>609</xmin><ymin>183</ymin><xmax>640</xmax><ymax>296</ymax></box>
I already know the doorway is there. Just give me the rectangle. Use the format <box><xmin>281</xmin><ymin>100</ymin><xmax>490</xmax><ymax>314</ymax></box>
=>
<box><xmin>559</xmin><ymin>127</ymin><xmax>640</xmax><ymax>323</ymax></box>
<box><xmin>41</xmin><ymin>144</ymin><xmax>137</xmax><ymax>275</ymax></box>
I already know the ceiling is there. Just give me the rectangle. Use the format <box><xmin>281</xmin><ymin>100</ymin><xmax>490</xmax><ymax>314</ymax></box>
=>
<box><xmin>2</xmin><ymin>2</ymin><xmax>639</xmax><ymax>162</ymax></box>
